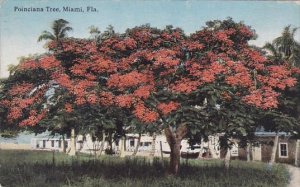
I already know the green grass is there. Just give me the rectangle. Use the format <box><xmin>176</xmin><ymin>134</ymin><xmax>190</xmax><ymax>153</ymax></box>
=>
<box><xmin>0</xmin><ymin>150</ymin><xmax>289</xmax><ymax>187</ymax></box>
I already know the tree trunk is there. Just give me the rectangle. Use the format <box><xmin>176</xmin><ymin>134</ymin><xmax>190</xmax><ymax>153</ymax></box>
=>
<box><xmin>62</xmin><ymin>135</ymin><xmax>66</xmax><ymax>153</ymax></box>
<box><xmin>246</xmin><ymin>143</ymin><xmax>251</xmax><ymax>162</ymax></box>
<box><xmin>169</xmin><ymin>139</ymin><xmax>181</xmax><ymax>175</ymax></box>
<box><xmin>224</xmin><ymin>148</ymin><xmax>231</xmax><ymax>169</ymax></box>
<box><xmin>68</xmin><ymin>128</ymin><xmax>76</xmax><ymax>156</ymax></box>
<box><xmin>208</xmin><ymin>136</ymin><xmax>218</xmax><ymax>159</ymax></box>
<box><xmin>120</xmin><ymin>136</ymin><xmax>126</xmax><ymax>158</ymax></box>
<box><xmin>149</xmin><ymin>133</ymin><xmax>157</xmax><ymax>159</ymax></box>
<box><xmin>165</xmin><ymin>123</ymin><xmax>187</xmax><ymax>175</ymax></box>
<box><xmin>132</xmin><ymin>133</ymin><xmax>141</xmax><ymax>156</ymax></box>
<box><xmin>270</xmin><ymin>135</ymin><xmax>279</xmax><ymax>164</ymax></box>
<box><xmin>96</xmin><ymin>131</ymin><xmax>106</xmax><ymax>157</ymax></box>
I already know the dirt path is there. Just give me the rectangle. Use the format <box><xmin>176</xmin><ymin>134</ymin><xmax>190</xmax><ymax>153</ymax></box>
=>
<box><xmin>287</xmin><ymin>165</ymin><xmax>300</xmax><ymax>187</ymax></box>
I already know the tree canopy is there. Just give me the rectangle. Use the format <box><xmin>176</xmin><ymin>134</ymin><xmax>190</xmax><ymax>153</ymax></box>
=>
<box><xmin>1</xmin><ymin>18</ymin><xmax>299</xmax><ymax>174</ymax></box>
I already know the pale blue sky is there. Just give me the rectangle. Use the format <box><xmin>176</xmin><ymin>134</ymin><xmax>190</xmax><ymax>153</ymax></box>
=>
<box><xmin>1</xmin><ymin>0</ymin><xmax>299</xmax><ymax>78</ymax></box>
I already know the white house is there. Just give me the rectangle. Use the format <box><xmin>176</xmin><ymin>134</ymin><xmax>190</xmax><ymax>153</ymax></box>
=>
<box><xmin>30</xmin><ymin>133</ymin><xmax>221</xmax><ymax>158</ymax></box>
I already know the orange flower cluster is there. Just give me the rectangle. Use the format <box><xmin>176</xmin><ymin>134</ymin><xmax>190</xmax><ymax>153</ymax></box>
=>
<box><xmin>257</xmin><ymin>75</ymin><xmax>296</xmax><ymax>90</ymax></box>
<box><xmin>0</xmin><ymin>99</ymin><xmax>10</xmax><ymax>107</ymax></box>
<box><xmin>87</xmin><ymin>93</ymin><xmax>98</xmax><ymax>104</ymax></box>
<box><xmin>152</xmin><ymin>49</ymin><xmax>180</xmax><ymax>69</ymax></box>
<box><xmin>239</xmin><ymin>26</ymin><xmax>254</xmax><ymax>38</ymax></box>
<box><xmin>215</xmin><ymin>31</ymin><xmax>233</xmax><ymax>46</ymax></box>
<box><xmin>64</xmin><ymin>103</ymin><xmax>73</xmax><ymax>113</ymax></box>
<box><xmin>52</xmin><ymin>73</ymin><xmax>73</xmax><ymax>90</ymax></box>
<box><xmin>157</xmin><ymin>101</ymin><xmax>180</xmax><ymax>115</ymax></box>
<box><xmin>133</xmin><ymin>85</ymin><xmax>153</xmax><ymax>99</ymax></box>
<box><xmin>99</xmin><ymin>92</ymin><xmax>114</xmax><ymax>106</ymax></box>
<box><xmin>70</xmin><ymin>61</ymin><xmax>89</xmax><ymax>76</ymax></box>
<box><xmin>39</xmin><ymin>56</ymin><xmax>60</xmax><ymax>70</ymax></box>
<box><xmin>7</xmin><ymin>107</ymin><xmax>23</xmax><ymax>121</ymax></box>
<box><xmin>75</xmin><ymin>97</ymin><xmax>86</xmax><ymax>105</ymax></box>
<box><xmin>18</xmin><ymin>56</ymin><xmax>60</xmax><ymax>71</ymax></box>
<box><xmin>18</xmin><ymin>60</ymin><xmax>39</xmax><ymax>70</ymax></box>
<box><xmin>114</xmin><ymin>38</ymin><xmax>137</xmax><ymax>51</ymax></box>
<box><xmin>92</xmin><ymin>57</ymin><xmax>116</xmax><ymax>73</ymax></box>
<box><xmin>107</xmin><ymin>71</ymin><xmax>152</xmax><ymax>89</ymax></box>
<box><xmin>133</xmin><ymin>103</ymin><xmax>159</xmax><ymax>123</ymax></box>
<box><xmin>161</xmin><ymin>31</ymin><xmax>182</xmax><ymax>41</ymax></box>
<box><xmin>115</xmin><ymin>95</ymin><xmax>133</xmax><ymax>108</ymax></box>
<box><xmin>131</xmin><ymin>29</ymin><xmax>152</xmax><ymax>44</ymax></box>
<box><xmin>19</xmin><ymin>110</ymin><xmax>47</xmax><ymax>127</ymax></box>
<box><xmin>185</xmin><ymin>41</ymin><xmax>205</xmax><ymax>52</ymax></box>
<box><xmin>8</xmin><ymin>83</ymin><xmax>34</xmax><ymax>96</ymax></box>
<box><xmin>242</xmin><ymin>48</ymin><xmax>267</xmax><ymax>69</ymax></box>
<box><xmin>171</xmin><ymin>78</ymin><xmax>200</xmax><ymax>93</ymax></box>
<box><xmin>61</xmin><ymin>39</ymin><xmax>97</xmax><ymax>55</ymax></box>
<box><xmin>243</xmin><ymin>87</ymin><xmax>280</xmax><ymax>109</ymax></box>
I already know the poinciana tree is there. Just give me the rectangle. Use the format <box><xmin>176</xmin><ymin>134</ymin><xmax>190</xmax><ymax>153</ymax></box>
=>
<box><xmin>97</xmin><ymin>19</ymin><xmax>298</xmax><ymax>174</ymax></box>
<box><xmin>1</xmin><ymin>18</ymin><xmax>299</xmax><ymax>175</ymax></box>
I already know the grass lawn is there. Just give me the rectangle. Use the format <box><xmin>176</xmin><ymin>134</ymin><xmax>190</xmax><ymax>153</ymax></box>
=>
<box><xmin>0</xmin><ymin>150</ymin><xmax>289</xmax><ymax>187</ymax></box>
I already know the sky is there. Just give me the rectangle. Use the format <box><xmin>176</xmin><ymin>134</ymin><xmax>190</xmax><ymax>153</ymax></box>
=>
<box><xmin>0</xmin><ymin>0</ymin><xmax>300</xmax><ymax>78</ymax></box>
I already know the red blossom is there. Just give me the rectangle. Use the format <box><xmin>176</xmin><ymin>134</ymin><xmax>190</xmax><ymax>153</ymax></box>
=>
<box><xmin>115</xmin><ymin>95</ymin><xmax>133</xmax><ymax>108</ymax></box>
<box><xmin>8</xmin><ymin>83</ymin><xmax>34</xmax><ymax>96</ymax></box>
<box><xmin>133</xmin><ymin>103</ymin><xmax>159</xmax><ymax>123</ymax></box>
<box><xmin>65</xmin><ymin>103</ymin><xmax>73</xmax><ymax>113</ymax></box>
<box><xmin>99</xmin><ymin>92</ymin><xmax>114</xmax><ymax>106</ymax></box>
<box><xmin>157</xmin><ymin>101</ymin><xmax>180</xmax><ymax>115</ymax></box>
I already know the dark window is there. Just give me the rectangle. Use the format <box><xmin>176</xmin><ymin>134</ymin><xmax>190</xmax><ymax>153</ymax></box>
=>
<box><xmin>51</xmin><ymin>140</ymin><xmax>54</xmax><ymax>147</ymax></box>
<box><xmin>144</xmin><ymin>142</ymin><xmax>152</xmax><ymax>146</ymax></box>
<box><xmin>130</xmin><ymin>140</ymin><xmax>135</xmax><ymax>147</ymax></box>
<box><xmin>58</xmin><ymin>140</ymin><xmax>61</xmax><ymax>148</ymax></box>
<box><xmin>43</xmin><ymin>140</ymin><xmax>46</xmax><ymax>148</ymax></box>
<box><xmin>279</xmin><ymin>143</ymin><xmax>288</xmax><ymax>157</ymax></box>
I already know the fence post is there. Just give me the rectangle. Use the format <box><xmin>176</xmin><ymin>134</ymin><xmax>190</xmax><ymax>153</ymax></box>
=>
<box><xmin>295</xmin><ymin>139</ymin><xmax>300</xmax><ymax>167</ymax></box>
<box><xmin>160</xmin><ymin>141</ymin><xmax>164</xmax><ymax>167</ymax></box>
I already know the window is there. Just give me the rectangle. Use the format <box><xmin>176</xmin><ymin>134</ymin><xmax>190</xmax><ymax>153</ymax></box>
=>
<box><xmin>279</xmin><ymin>143</ymin><xmax>288</xmax><ymax>158</ymax></box>
<box><xmin>144</xmin><ymin>142</ymin><xmax>152</xmax><ymax>147</ymax></box>
<box><xmin>230</xmin><ymin>144</ymin><xmax>239</xmax><ymax>157</ymax></box>
<box><xmin>58</xmin><ymin>140</ymin><xmax>61</xmax><ymax>148</ymax></box>
<box><xmin>130</xmin><ymin>140</ymin><xmax>135</xmax><ymax>147</ymax></box>
<box><xmin>43</xmin><ymin>140</ymin><xmax>46</xmax><ymax>148</ymax></box>
<box><xmin>51</xmin><ymin>140</ymin><xmax>54</xmax><ymax>147</ymax></box>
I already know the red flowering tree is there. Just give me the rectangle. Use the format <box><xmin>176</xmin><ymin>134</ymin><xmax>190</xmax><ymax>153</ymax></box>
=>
<box><xmin>1</xmin><ymin>19</ymin><xmax>298</xmax><ymax>175</ymax></box>
<box><xmin>98</xmin><ymin>20</ymin><xmax>298</xmax><ymax>174</ymax></box>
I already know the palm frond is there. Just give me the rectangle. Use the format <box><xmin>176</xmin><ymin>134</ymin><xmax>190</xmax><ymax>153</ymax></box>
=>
<box><xmin>58</xmin><ymin>26</ymin><xmax>73</xmax><ymax>39</ymax></box>
<box><xmin>37</xmin><ymin>31</ymin><xmax>55</xmax><ymax>42</ymax></box>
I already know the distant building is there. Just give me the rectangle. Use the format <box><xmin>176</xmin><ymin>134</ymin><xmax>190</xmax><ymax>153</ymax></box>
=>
<box><xmin>29</xmin><ymin>132</ymin><xmax>300</xmax><ymax>166</ymax></box>
<box><xmin>223</xmin><ymin>132</ymin><xmax>300</xmax><ymax>166</ymax></box>
<box><xmin>30</xmin><ymin>133</ymin><xmax>219</xmax><ymax>158</ymax></box>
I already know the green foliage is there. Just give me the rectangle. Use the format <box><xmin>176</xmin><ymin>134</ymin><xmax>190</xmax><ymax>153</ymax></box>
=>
<box><xmin>262</xmin><ymin>25</ymin><xmax>300</xmax><ymax>137</ymax></box>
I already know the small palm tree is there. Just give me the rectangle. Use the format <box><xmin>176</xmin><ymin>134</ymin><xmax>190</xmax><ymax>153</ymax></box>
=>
<box><xmin>38</xmin><ymin>19</ymin><xmax>73</xmax><ymax>43</ymax></box>
<box><xmin>89</xmin><ymin>25</ymin><xmax>101</xmax><ymax>40</ymax></box>
<box><xmin>264</xmin><ymin>25</ymin><xmax>300</xmax><ymax>67</ymax></box>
